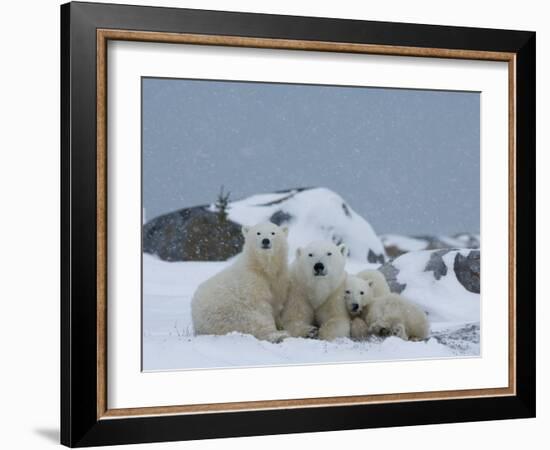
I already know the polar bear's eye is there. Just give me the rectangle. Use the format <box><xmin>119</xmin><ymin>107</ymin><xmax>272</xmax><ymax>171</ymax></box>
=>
<box><xmin>360</xmin><ymin>291</ymin><xmax>364</xmax><ymax>295</ymax></box>
<box><xmin>345</xmin><ymin>290</ymin><xmax>350</xmax><ymax>294</ymax></box>
<box><xmin>271</xmin><ymin>232</ymin><xmax>275</xmax><ymax>235</ymax></box>
<box><xmin>257</xmin><ymin>232</ymin><xmax>261</xmax><ymax>236</ymax></box>
<box><xmin>327</xmin><ymin>252</ymin><xmax>332</xmax><ymax>256</ymax></box>
<box><xmin>308</xmin><ymin>253</ymin><xmax>313</xmax><ymax>257</ymax></box>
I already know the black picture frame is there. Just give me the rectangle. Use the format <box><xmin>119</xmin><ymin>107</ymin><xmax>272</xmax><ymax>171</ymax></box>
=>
<box><xmin>61</xmin><ymin>1</ymin><xmax>536</xmax><ymax>447</ymax></box>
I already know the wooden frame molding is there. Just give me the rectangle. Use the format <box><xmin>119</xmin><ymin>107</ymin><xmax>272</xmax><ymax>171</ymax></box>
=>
<box><xmin>96</xmin><ymin>29</ymin><xmax>517</xmax><ymax>421</ymax></box>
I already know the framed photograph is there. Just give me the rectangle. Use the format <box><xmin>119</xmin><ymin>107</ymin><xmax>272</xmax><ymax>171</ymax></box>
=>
<box><xmin>61</xmin><ymin>1</ymin><xmax>536</xmax><ymax>447</ymax></box>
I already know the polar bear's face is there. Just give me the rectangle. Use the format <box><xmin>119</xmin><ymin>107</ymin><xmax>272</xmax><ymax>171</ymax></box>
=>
<box><xmin>242</xmin><ymin>222</ymin><xmax>289</xmax><ymax>254</ymax></box>
<box><xmin>344</xmin><ymin>276</ymin><xmax>373</xmax><ymax>316</ymax></box>
<box><xmin>296</xmin><ymin>241</ymin><xmax>347</xmax><ymax>279</ymax></box>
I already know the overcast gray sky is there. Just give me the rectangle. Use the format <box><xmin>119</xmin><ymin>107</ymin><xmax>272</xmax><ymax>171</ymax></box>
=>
<box><xmin>142</xmin><ymin>78</ymin><xmax>479</xmax><ymax>235</ymax></box>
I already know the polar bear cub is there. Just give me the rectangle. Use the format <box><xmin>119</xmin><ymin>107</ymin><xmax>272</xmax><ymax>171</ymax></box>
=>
<box><xmin>365</xmin><ymin>293</ymin><xmax>430</xmax><ymax>341</ymax></box>
<box><xmin>343</xmin><ymin>275</ymin><xmax>374</xmax><ymax>340</ymax></box>
<box><xmin>191</xmin><ymin>222</ymin><xmax>290</xmax><ymax>343</ymax></box>
<box><xmin>355</xmin><ymin>269</ymin><xmax>390</xmax><ymax>297</ymax></box>
<box><xmin>346</xmin><ymin>271</ymin><xmax>430</xmax><ymax>341</ymax></box>
<box><xmin>281</xmin><ymin>241</ymin><xmax>351</xmax><ymax>340</ymax></box>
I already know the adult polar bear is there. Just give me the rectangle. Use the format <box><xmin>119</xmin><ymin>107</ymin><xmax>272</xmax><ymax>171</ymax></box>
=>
<box><xmin>281</xmin><ymin>241</ymin><xmax>351</xmax><ymax>340</ymax></box>
<box><xmin>191</xmin><ymin>222</ymin><xmax>290</xmax><ymax>343</ymax></box>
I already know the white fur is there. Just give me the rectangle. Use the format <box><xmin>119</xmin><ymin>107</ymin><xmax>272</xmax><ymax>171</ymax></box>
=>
<box><xmin>343</xmin><ymin>275</ymin><xmax>374</xmax><ymax>340</ymax></box>
<box><xmin>355</xmin><ymin>269</ymin><xmax>391</xmax><ymax>297</ymax></box>
<box><xmin>365</xmin><ymin>293</ymin><xmax>430</xmax><ymax>341</ymax></box>
<box><xmin>350</xmin><ymin>317</ymin><xmax>370</xmax><ymax>340</ymax></box>
<box><xmin>281</xmin><ymin>241</ymin><xmax>350</xmax><ymax>340</ymax></box>
<box><xmin>344</xmin><ymin>274</ymin><xmax>429</xmax><ymax>341</ymax></box>
<box><xmin>191</xmin><ymin>222</ymin><xmax>290</xmax><ymax>343</ymax></box>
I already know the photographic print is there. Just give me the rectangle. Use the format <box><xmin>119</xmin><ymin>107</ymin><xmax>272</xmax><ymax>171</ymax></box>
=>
<box><xmin>141</xmin><ymin>77</ymin><xmax>481</xmax><ymax>371</ymax></box>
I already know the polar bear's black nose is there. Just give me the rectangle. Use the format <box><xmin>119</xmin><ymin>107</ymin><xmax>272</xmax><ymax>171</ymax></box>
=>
<box><xmin>262</xmin><ymin>238</ymin><xmax>270</xmax><ymax>246</ymax></box>
<box><xmin>351</xmin><ymin>303</ymin><xmax>359</xmax><ymax>312</ymax></box>
<box><xmin>314</xmin><ymin>262</ymin><xmax>324</xmax><ymax>273</ymax></box>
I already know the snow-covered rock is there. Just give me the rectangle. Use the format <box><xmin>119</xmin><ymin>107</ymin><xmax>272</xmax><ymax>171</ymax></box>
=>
<box><xmin>221</xmin><ymin>187</ymin><xmax>386</xmax><ymax>263</ymax></box>
<box><xmin>144</xmin><ymin>187</ymin><xmax>386</xmax><ymax>263</ymax></box>
<box><xmin>376</xmin><ymin>249</ymin><xmax>480</xmax><ymax>324</ymax></box>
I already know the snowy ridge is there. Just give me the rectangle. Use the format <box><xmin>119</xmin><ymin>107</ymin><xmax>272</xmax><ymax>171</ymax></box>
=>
<box><xmin>380</xmin><ymin>232</ymin><xmax>480</xmax><ymax>257</ymax></box>
<box><xmin>380</xmin><ymin>234</ymin><xmax>430</xmax><ymax>253</ymax></box>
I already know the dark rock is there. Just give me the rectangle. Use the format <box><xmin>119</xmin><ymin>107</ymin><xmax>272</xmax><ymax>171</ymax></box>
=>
<box><xmin>269</xmin><ymin>210</ymin><xmax>293</xmax><ymax>226</ymax></box>
<box><xmin>424</xmin><ymin>249</ymin><xmax>452</xmax><ymax>280</ymax></box>
<box><xmin>341</xmin><ymin>203</ymin><xmax>351</xmax><ymax>217</ymax></box>
<box><xmin>367</xmin><ymin>249</ymin><xmax>385</xmax><ymax>264</ymax></box>
<box><xmin>143</xmin><ymin>206</ymin><xmax>244</xmax><ymax>261</ymax></box>
<box><xmin>384</xmin><ymin>245</ymin><xmax>407</xmax><ymax>259</ymax></box>
<box><xmin>454</xmin><ymin>250</ymin><xmax>480</xmax><ymax>293</ymax></box>
<box><xmin>378</xmin><ymin>262</ymin><xmax>407</xmax><ymax>293</ymax></box>
<box><xmin>331</xmin><ymin>234</ymin><xmax>344</xmax><ymax>246</ymax></box>
<box><xmin>273</xmin><ymin>187</ymin><xmax>313</xmax><ymax>195</ymax></box>
<box><xmin>255</xmin><ymin>187</ymin><xmax>313</xmax><ymax>206</ymax></box>
<box><xmin>255</xmin><ymin>192</ymin><xmax>297</xmax><ymax>207</ymax></box>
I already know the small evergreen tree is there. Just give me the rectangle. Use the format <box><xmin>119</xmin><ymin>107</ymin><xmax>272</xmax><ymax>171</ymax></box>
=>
<box><xmin>215</xmin><ymin>185</ymin><xmax>231</xmax><ymax>222</ymax></box>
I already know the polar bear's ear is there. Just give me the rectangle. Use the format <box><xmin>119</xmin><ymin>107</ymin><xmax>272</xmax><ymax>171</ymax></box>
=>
<box><xmin>295</xmin><ymin>247</ymin><xmax>302</xmax><ymax>258</ymax></box>
<box><xmin>338</xmin><ymin>244</ymin><xmax>348</xmax><ymax>257</ymax></box>
<box><xmin>281</xmin><ymin>226</ymin><xmax>289</xmax><ymax>236</ymax></box>
<box><xmin>241</xmin><ymin>226</ymin><xmax>249</xmax><ymax>237</ymax></box>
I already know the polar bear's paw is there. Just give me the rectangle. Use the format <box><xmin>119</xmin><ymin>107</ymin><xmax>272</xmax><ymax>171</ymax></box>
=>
<box><xmin>351</xmin><ymin>317</ymin><xmax>369</xmax><ymax>340</ymax></box>
<box><xmin>306</xmin><ymin>326</ymin><xmax>319</xmax><ymax>339</ymax></box>
<box><xmin>284</xmin><ymin>322</ymin><xmax>319</xmax><ymax>339</ymax></box>
<box><xmin>391</xmin><ymin>323</ymin><xmax>408</xmax><ymax>340</ymax></box>
<box><xmin>318</xmin><ymin>318</ymin><xmax>351</xmax><ymax>341</ymax></box>
<box><xmin>294</xmin><ymin>324</ymin><xmax>319</xmax><ymax>339</ymax></box>
<box><xmin>264</xmin><ymin>330</ymin><xmax>290</xmax><ymax>343</ymax></box>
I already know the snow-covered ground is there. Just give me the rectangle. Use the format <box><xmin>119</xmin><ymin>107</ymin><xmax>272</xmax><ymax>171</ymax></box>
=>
<box><xmin>142</xmin><ymin>249</ymin><xmax>480</xmax><ymax>371</ymax></box>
